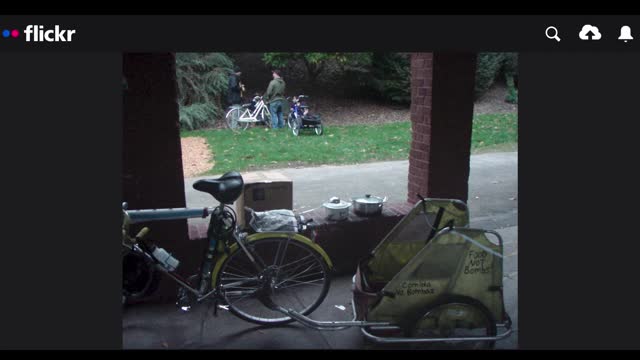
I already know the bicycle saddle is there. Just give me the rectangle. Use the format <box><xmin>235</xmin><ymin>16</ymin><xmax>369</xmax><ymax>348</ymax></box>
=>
<box><xmin>193</xmin><ymin>171</ymin><xmax>244</xmax><ymax>204</ymax></box>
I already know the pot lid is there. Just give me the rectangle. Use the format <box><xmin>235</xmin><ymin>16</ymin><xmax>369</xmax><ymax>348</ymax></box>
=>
<box><xmin>323</xmin><ymin>197</ymin><xmax>351</xmax><ymax>210</ymax></box>
<box><xmin>352</xmin><ymin>194</ymin><xmax>386</xmax><ymax>204</ymax></box>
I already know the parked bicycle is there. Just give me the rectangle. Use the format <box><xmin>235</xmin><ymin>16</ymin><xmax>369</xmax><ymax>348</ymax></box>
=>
<box><xmin>225</xmin><ymin>96</ymin><xmax>272</xmax><ymax>131</ymax></box>
<box><xmin>287</xmin><ymin>95</ymin><xmax>323</xmax><ymax>136</ymax></box>
<box><xmin>286</xmin><ymin>95</ymin><xmax>308</xmax><ymax>129</ymax></box>
<box><xmin>122</xmin><ymin>171</ymin><xmax>333</xmax><ymax>325</ymax></box>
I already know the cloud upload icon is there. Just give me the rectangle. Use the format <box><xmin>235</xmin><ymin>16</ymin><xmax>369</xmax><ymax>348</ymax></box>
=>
<box><xmin>579</xmin><ymin>25</ymin><xmax>602</xmax><ymax>40</ymax></box>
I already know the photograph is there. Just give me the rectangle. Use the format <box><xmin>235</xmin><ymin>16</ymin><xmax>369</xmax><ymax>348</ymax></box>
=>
<box><xmin>121</xmin><ymin>51</ymin><xmax>518</xmax><ymax>350</ymax></box>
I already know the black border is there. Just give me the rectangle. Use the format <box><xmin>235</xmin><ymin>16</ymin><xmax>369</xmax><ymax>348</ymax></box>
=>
<box><xmin>0</xmin><ymin>52</ymin><xmax>122</xmax><ymax>349</ymax></box>
<box><xmin>1</xmin><ymin>14</ymin><xmax>640</xmax><ymax>350</ymax></box>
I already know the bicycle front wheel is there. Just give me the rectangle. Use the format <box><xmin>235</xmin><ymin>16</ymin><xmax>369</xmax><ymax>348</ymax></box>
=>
<box><xmin>216</xmin><ymin>237</ymin><xmax>331</xmax><ymax>325</ymax></box>
<box><xmin>258</xmin><ymin>109</ymin><xmax>272</xmax><ymax>128</ymax></box>
<box><xmin>287</xmin><ymin>114</ymin><xmax>295</xmax><ymax>129</ymax></box>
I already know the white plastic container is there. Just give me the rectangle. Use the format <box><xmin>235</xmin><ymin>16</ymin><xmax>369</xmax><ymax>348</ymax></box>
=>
<box><xmin>152</xmin><ymin>247</ymin><xmax>180</xmax><ymax>272</ymax></box>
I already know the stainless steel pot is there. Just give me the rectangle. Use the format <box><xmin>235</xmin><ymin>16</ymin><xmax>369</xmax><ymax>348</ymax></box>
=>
<box><xmin>351</xmin><ymin>194</ymin><xmax>387</xmax><ymax>216</ymax></box>
<box><xmin>322</xmin><ymin>197</ymin><xmax>351</xmax><ymax>221</ymax></box>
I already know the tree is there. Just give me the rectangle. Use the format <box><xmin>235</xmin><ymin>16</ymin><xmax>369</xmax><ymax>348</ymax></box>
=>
<box><xmin>263</xmin><ymin>52</ymin><xmax>372</xmax><ymax>84</ymax></box>
<box><xmin>176</xmin><ymin>52</ymin><xmax>234</xmax><ymax>130</ymax></box>
<box><xmin>368</xmin><ymin>52</ymin><xmax>411</xmax><ymax>105</ymax></box>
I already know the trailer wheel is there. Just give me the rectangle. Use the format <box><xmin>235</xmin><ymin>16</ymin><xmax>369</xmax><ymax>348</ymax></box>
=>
<box><xmin>407</xmin><ymin>295</ymin><xmax>497</xmax><ymax>349</ymax></box>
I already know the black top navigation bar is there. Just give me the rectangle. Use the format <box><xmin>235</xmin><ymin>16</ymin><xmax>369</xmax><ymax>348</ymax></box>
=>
<box><xmin>1</xmin><ymin>15</ymin><xmax>639</xmax><ymax>52</ymax></box>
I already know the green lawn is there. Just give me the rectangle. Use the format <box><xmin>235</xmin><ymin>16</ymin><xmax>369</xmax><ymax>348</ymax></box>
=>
<box><xmin>470</xmin><ymin>113</ymin><xmax>518</xmax><ymax>151</ymax></box>
<box><xmin>182</xmin><ymin>113</ymin><xmax>517</xmax><ymax>175</ymax></box>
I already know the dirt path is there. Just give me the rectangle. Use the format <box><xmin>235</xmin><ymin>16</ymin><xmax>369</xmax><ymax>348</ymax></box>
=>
<box><xmin>473</xmin><ymin>83</ymin><xmax>518</xmax><ymax>114</ymax></box>
<box><xmin>181</xmin><ymin>137</ymin><xmax>214</xmax><ymax>178</ymax></box>
<box><xmin>304</xmin><ymin>82</ymin><xmax>516</xmax><ymax>126</ymax></box>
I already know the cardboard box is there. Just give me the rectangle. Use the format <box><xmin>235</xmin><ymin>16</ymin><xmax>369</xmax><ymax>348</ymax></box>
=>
<box><xmin>234</xmin><ymin>171</ymin><xmax>293</xmax><ymax>227</ymax></box>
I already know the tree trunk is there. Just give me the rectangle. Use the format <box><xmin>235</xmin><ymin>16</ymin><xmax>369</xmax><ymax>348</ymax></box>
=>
<box><xmin>303</xmin><ymin>58</ymin><xmax>325</xmax><ymax>85</ymax></box>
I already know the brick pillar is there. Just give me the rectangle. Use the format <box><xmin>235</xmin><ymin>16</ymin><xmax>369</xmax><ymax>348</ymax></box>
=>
<box><xmin>123</xmin><ymin>53</ymin><xmax>190</xmax><ymax>303</ymax></box>
<box><xmin>408</xmin><ymin>53</ymin><xmax>477</xmax><ymax>204</ymax></box>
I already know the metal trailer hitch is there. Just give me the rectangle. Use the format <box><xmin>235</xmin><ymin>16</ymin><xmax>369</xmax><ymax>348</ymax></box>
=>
<box><xmin>261</xmin><ymin>295</ymin><xmax>513</xmax><ymax>344</ymax></box>
<box><xmin>258</xmin><ymin>294</ymin><xmax>396</xmax><ymax>331</ymax></box>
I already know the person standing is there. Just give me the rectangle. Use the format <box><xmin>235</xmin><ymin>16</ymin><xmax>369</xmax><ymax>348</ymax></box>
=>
<box><xmin>263</xmin><ymin>69</ymin><xmax>286</xmax><ymax>129</ymax></box>
<box><xmin>227</xmin><ymin>66</ymin><xmax>244</xmax><ymax>107</ymax></box>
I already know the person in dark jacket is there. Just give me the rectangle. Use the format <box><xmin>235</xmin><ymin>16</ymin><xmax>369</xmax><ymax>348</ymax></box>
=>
<box><xmin>264</xmin><ymin>69</ymin><xmax>286</xmax><ymax>128</ymax></box>
<box><xmin>227</xmin><ymin>66</ymin><xmax>244</xmax><ymax>107</ymax></box>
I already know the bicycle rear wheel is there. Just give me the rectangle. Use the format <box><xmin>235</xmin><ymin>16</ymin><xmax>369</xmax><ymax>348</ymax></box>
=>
<box><xmin>226</xmin><ymin>108</ymin><xmax>249</xmax><ymax>131</ymax></box>
<box><xmin>216</xmin><ymin>237</ymin><xmax>331</xmax><ymax>325</ymax></box>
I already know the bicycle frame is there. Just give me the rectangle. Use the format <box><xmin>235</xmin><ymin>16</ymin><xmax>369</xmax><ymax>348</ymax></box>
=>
<box><xmin>123</xmin><ymin>204</ymin><xmax>333</xmax><ymax>306</ymax></box>
<box><xmin>123</xmin><ymin>204</ymin><xmax>236</xmax><ymax>304</ymax></box>
<box><xmin>238</xmin><ymin>98</ymin><xmax>270</xmax><ymax>124</ymax></box>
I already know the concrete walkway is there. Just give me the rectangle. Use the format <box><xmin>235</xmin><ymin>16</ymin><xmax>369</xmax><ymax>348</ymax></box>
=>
<box><xmin>185</xmin><ymin>152</ymin><xmax>518</xmax><ymax>230</ymax></box>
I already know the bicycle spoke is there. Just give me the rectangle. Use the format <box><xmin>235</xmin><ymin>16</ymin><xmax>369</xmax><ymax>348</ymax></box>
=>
<box><xmin>278</xmin><ymin>263</ymin><xmax>322</xmax><ymax>282</ymax></box>
<box><xmin>278</xmin><ymin>257</ymin><xmax>321</xmax><ymax>279</ymax></box>
<box><xmin>278</xmin><ymin>254</ymin><xmax>315</xmax><ymax>270</ymax></box>
<box><xmin>224</xmin><ymin>263</ymin><xmax>257</xmax><ymax>278</ymax></box>
<box><xmin>277</xmin><ymin>269</ymin><xmax>325</xmax><ymax>287</ymax></box>
<box><xmin>273</xmin><ymin>237</ymin><xmax>290</xmax><ymax>267</ymax></box>
<box><xmin>276</xmin><ymin>279</ymin><xmax>326</xmax><ymax>290</ymax></box>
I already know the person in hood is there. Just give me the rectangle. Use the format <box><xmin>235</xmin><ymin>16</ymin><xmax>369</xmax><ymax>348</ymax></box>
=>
<box><xmin>227</xmin><ymin>66</ymin><xmax>244</xmax><ymax>107</ymax></box>
<box><xmin>263</xmin><ymin>69</ymin><xmax>286</xmax><ymax>128</ymax></box>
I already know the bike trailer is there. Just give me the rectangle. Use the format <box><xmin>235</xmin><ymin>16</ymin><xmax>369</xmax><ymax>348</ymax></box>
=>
<box><xmin>352</xmin><ymin>198</ymin><xmax>512</xmax><ymax>348</ymax></box>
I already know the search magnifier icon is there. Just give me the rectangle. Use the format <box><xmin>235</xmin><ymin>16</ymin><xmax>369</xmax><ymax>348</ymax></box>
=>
<box><xmin>546</xmin><ymin>26</ymin><xmax>561</xmax><ymax>42</ymax></box>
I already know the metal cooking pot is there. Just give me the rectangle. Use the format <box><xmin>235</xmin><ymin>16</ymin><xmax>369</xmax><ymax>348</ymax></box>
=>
<box><xmin>351</xmin><ymin>194</ymin><xmax>387</xmax><ymax>216</ymax></box>
<box><xmin>322</xmin><ymin>197</ymin><xmax>351</xmax><ymax>221</ymax></box>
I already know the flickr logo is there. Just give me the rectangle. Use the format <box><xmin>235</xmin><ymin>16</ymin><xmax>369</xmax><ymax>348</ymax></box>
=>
<box><xmin>2</xmin><ymin>29</ymin><xmax>20</xmax><ymax>38</ymax></box>
<box><xmin>2</xmin><ymin>25</ymin><xmax>76</xmax><ymax>42</ymax></box>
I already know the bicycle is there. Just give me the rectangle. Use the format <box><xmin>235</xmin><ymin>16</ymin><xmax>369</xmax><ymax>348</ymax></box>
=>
<box><xmin>286</xmin><ymin>95</ymin><xmax>308</xmax><ymax>129</ymax></box>
<box><xmin>225</xmin><ymin>96</ymin><xmax>272</xmax><ymax>131</ymax></box>
<box><xmin>122</xmin><ymin>171</ymin><xmax>333</xmax><ymax>325</ymax></box>
<box><xmin>287</xmin><ymin>95</ymin><xmax>323</xmax><ymax>136</ymax></box>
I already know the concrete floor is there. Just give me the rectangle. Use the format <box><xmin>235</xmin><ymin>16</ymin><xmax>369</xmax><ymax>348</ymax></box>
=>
<box><xmin>122</xmin><ymin>224</ymin><xmax>517</xmax><ymax>349</ymax></box>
